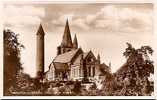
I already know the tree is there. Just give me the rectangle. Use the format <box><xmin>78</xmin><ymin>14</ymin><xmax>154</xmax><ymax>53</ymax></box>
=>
<box><xmin>114</xmin><ymin>42</ymin><xmax>154</xmax><ymax>96</ymax></box>
<box><xmin>123</xmin><ymin>42</ymin><xmax>154</xmax><ymax>78</ymax></box>
<box><xmin>14</xmin><ymin>70</ymin><xmax>33</xmax><ymax>92</ymax></box>
<box><xmin>3</xmin><ymin>29</ymin><xmax>24</xmax><ymax>95</ymax></box>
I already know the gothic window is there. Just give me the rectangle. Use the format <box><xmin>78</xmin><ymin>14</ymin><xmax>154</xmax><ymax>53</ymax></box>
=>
<box><xmin>72</xmin><ymin>68</ymin><xmax>74</xmax><ymax>78</ymax></box>
<box><xmin>72</xmin><ymin>69</ymin><xmax>74</xmax><ymax>77</ymax></box>
<box><xmin>76</xmin><ymin>68</ymin><xmax>78</xmax><ymax>77</ymax></box>
<box><xmin>88</xmin><ymin>66</ymin><xmax>91</xmax><ymax>76</ymax></box>
<box><xmin>76</xmin><ymin>67</ymin><xmax>78</xmax><ymax>77</ymax></box>
<box><xmin>79</xmin><ymin>67</ymin><xmax>81</xmax><ymax>77</ymax></box>
<box><xmin>92</xmin><ymin>67</ymin><xmax>95</xmax><ymax>76</ymax></box>
<box><xmin>88</xmin><ymin>58</ymin><xmax>92</xmax><ymax>62</ymax></box>
<box><xmin>77</xmin><ymin>67</ymin><xmax>79</xmax><ymax>77</ymax></box>
<box><xmin>91</xmin><ymin>58</ymin><xmax>94</xmax><ymax>62</ymax></box>
<box><xmin>75</xmin><ymin>69</ymin><xmax>77</xmax><ymax>77</ymax></box>
<box><xmin>73</xmin><ymin>68</ymin><xmax>75</xmax><ymax>77</ymax></box>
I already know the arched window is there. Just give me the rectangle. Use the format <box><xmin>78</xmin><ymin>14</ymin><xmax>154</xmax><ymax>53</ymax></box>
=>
<box><xmin>92</xmin><ymin>67</ymin><xmax>95</xmax><ymax>76</ymax></box>
<box><xmin>88</xmin><ymin>66</ymin><xmax>91</xmax><ymax>76</ymax></box>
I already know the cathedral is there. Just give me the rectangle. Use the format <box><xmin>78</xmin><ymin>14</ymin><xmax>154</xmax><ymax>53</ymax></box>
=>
<box><xmin>36</xmin><ymin>19</ymin><xmax>110</xmax><ymax>82</ymax></box>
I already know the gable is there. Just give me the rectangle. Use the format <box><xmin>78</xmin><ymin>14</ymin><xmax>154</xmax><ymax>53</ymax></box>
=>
<box><xmin>84</xmin><ymin>51</ymin><xmax>96</xmax><ymax>61</ymax></box>
<box><xmin>72</xmin><ymin>51</ymin><xmax>96</xmax><ymax>65</ymax></box>
<box><xmin>72</xmin><ymin>54</ymin><xmax>82</xmax><ymax>65</ymax></box>
<box><xmin>70</xmin><ymin>48</ymin><xmax>83</xmax><ymax>64</ymax></box>
<box><xmin>72</xmin><ymin>51</ymin><xmax>89</xmax><ymax>64</ymax></box>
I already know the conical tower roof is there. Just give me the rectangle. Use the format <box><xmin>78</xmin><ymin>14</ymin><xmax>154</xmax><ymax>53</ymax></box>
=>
<box><xmin>36</xmin><ymin>24</ymin><xmax>45</xmax><ymax>35</ymax></box>
<box><xmin>61</xmin><ymin>19</ymin><xmax>73</xmax><ymax>47</ymax></box>
<box><xmin>73</xmin><ymin>34</ymin><xmax>78</xmax><ymax>49</ymax></box>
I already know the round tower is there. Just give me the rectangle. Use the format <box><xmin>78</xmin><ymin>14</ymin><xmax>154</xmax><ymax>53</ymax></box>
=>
<box><xmin>36</xmin><ymin>24</ymin><xmax>45</xmax><ymax>79</ymax></box>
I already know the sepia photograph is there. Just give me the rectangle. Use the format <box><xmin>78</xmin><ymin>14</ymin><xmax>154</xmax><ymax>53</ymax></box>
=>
<box><xmin>3</xmin><ymin>2</ymin><xmax>154</xmax><ymax>96</ymax></box>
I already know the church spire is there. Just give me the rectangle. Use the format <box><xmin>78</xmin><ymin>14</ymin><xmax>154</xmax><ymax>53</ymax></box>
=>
<box><xmin>61</xmin><ymin>19</ymin><xmax>73</xmax><ymax>47</ymax></box>
<box><xmin>36</xmin><ymin>23</ymin><xmax>45</xmax><ymax>36</ymax></box>
<box><xmin>73</xmin><ymin>34</ymin><xmax>78</xmax><ymax>49</ymax></box>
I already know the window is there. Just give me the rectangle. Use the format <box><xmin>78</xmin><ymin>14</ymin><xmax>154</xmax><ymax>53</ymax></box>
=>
<box><xmin>91</xmin><ymin>58</ymin><xmax>94</xmax><ymax>62</ymax></box>
<box><xmin>73</xmin><ymin>69</ymin><xmax>75</xmax><ymax>77</ymax></box>
<box><xmin>92</xmin><ymin>67</ymin><xmax>95</xmax><ymax>76</ymax></box>
<box><xmin>71</xmin><ymin>68</ymin><xmax>74</xmax><ymax>78</ymax></box>
<box><xmin>87</xmin><ymin>58</ymin><xmax>91</xmax><ymax>62</ymax></box>
<box><xmin>88</xmin><ymin>67</ymin><xmax>91</xmax><ymax>76</ymax></box>
<box><xmin>75</xmin><ymin>68</ymin><xmax>78</xmax><ymax>77</ymax></box>
<box><xmin>74</xmin><ymin>68</ymin><xmax>77</xmax><ymax>77</ymax></box>
<box><xmin>79</xmin><ymin>67</ymin><xmax>81</xmax><ymax>77</ymax></box>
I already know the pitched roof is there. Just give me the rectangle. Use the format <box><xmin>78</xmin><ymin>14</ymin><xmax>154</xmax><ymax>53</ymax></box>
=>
<box><xmin>53</xmin><ymin>49</ymin><xmax>79</xmax><ymax>63</ymax></box>
<box><xmin>83</xmin><ymin>52</ymin><xmax>89</xmax><ymax>59</ymax></box>
<box><xmin>61</xmin><ymin>19</ymin><xmax>73</xmax><ymax>47</ymax></box>
<box><xmin>83</xmin><ymin>51</ymin><xmax>96</xmax><ymax>60</ymax></box>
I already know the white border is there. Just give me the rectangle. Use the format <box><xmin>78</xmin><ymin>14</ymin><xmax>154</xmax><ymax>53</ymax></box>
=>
<box><xmin>1</xmin><ymin>96</ymin><xmax>156</xmax><ymax>99</ymax></box>
<box><xmin>0</xmin><ymin>0</ymin><xmax>156</xmax><ymax>99</ymax></box>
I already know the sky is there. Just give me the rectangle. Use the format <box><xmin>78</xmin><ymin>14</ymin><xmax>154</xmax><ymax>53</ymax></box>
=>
<box><xmin>3</xmin><ymin>3</ymin><xmax>153</xmax><ymax>77</ymax></box>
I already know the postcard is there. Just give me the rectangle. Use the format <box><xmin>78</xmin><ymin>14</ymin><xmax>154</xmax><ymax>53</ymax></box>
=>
<box><xmin>1</xmin><ymin>0</ymin><xmax>156</xmax><ymax>99</ymax></box>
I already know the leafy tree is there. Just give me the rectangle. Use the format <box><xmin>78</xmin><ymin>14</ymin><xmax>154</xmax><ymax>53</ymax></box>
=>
<box><xmin>114</xmin><ymin>42</ymin><xmax>154</xmax><ymax>96</ymax></box>
<box><xmin>123</xmin><ymin>42</ymin><xmax>153</xmax><ymax>78</ymax></box>
<box><xmin>14</xmin><ymin>70</ymin><xmax>33</xmax><ymax>92</ymax></box>
<box><xmin>3</xmin><ymin>29</ymin><xmax>24</xmax><ymax>95</ymax></box>
<box><xmin>102</xmin><ymin>73</ymin><xmax>115</xmax><ymax>95</ymax></box>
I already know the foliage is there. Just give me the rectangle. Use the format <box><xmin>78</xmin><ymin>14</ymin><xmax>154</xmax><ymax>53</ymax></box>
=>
<box><xmin>113</xmin><ymin>42</ymin><xmax>154</xmax><ymax>96</ymax></box>
<box><xmin>3</xmin><ymin>29</ymin><xmax>24</xmax><ymax>95</ymax></box>
<box><xmin>12</xmin><ymin>70</ymin><xmax>33</xmax><ymax>92</ymax></box>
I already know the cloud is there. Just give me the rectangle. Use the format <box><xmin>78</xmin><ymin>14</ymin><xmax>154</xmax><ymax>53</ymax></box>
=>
<box><xmin>5</xmin><ymin>16</ymin><xmax>41</xmax><ymax>27</ymax></box>
<box><xmin>52</xmin><ymin>13</ymin><xmax>74</xmax><ymax>26</ymax></box>
<box><xmin>4</xmin><ymin>5</ymin><xmax>45</xmax><ymax>17</ymax></box>
<box><xmin>86</xmin><ymin>14</ymin><xmax>98</xmax><ymax>24</ymax></box>
<box><xmin>51</xmin><ymin>4</ymin><xmax>152</xmax><ymax>34</ymax></box>
<box><xmin>95</xmin><ymin>19</ymin><xmax>115</xmax><ymax>32</ymax></box>
<box><xmin>4</xmin><ymin>5</ymin><xmax>45</xmax><ymax>28</ymax></box>
<box><xmin>73</xmin><ymin>18</ymin><xmax>90</xmax><ymax>30</ymax></box>
<box><xmin>117</xmin><ymin>7</ymin><xmax>152</xmax><ymax>33</ymax></box>
<box><xmin>86</xmin><ymin>5</ymin><xmax>117</xmax><ymax>24</ymax></box>
<box><xmin>91</xmin><ymin>5</ymin><xmax>152</xmax><ymax>33</ymax></box>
